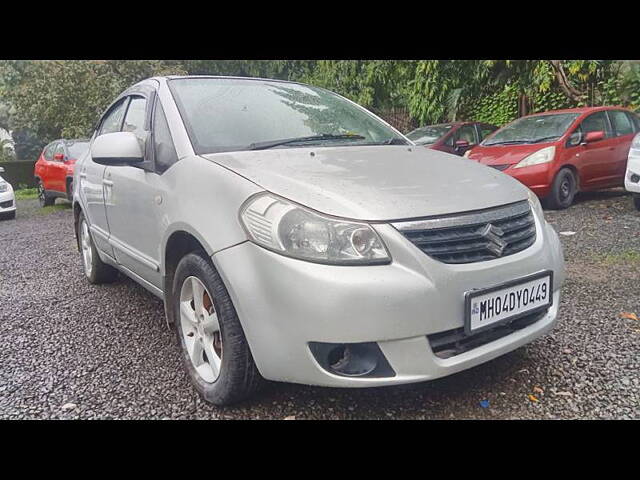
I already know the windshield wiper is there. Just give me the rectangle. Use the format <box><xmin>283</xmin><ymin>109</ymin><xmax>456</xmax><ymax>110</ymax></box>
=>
<box><xmin>485</xmin><ymin>136</ymin><xmax>560</xmax><ymax>146</ymax></box>
<box><xmin>529</xmin><ymin>135</ymin><xmax>560</xmax><ymax>143</ymax></box>
<box><xmin>247</xmin><ymin>134</ymin><xmax>365</xmax><ymax>150</ymax></box>
<box><xmin>484</xmin><ymin>140</ymin><xmax>532</xmax><ymax>146</ymax></box>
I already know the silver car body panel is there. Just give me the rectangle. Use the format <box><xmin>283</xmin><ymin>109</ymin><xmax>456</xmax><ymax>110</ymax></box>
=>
<box><xmin>201</xmin><ymin>146</ymin><xmax>528</xmax><ymax>221</ymax></box>
<box><xmin>74</xmin><ymin>75</ymin><xmax>566</xmax><ymax>387</ymax></box>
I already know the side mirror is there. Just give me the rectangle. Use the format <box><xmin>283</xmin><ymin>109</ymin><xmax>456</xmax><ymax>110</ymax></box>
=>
<box><xmin>455</xmin><ymin>140</ymin><xmax>470</xmax><ymax>148</ymax></box>
<box><xmin>53</xmin><ymin>153</ymin><xmax>65</xmax><ymax>161</ymax></box>
<box><xmin>584</xmin><ymin>131</ymin><xmax>605</xmax><ymax>143</ymax></box>
<box><xmin>91</xmin><ymin>131</ymin><xmax>144</xmax><ymax>166</ymax></box>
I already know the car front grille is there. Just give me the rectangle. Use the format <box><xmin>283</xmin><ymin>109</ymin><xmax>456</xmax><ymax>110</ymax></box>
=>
<box><xmin>392</xmin><ymin>200</ymin><xmax>536</xmax><ymax>264</ymax></box>
<box><xmin>0</xmin><ymin>200</ymin><xmax>13</xmax><ymax>209</ymax></box>
<box><xmin>427</xmin><ymin>308</ymin><xmax>548</xmax><ymax>359</ymax></box>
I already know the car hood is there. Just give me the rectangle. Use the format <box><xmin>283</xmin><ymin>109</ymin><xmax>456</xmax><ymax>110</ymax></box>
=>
<box><xmin>467</xmin><ymin>142</ymin><xmax>557</xmax><ymax>166</ymax></box>
<box><xmin>201</xmin><ymin>145</ymin><xmax>529</xmax><ymax>221</ymax></box>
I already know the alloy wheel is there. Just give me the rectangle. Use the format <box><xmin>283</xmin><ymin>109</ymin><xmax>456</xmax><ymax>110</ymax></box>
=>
<box><xmin>38</xmin><ymin>183</ymin><xmax>45</xmax><ymax>207</ymax></box>
<box><xmin>80</xmin><ymin>219</ymin><xmax>93</xmax><ymax>278</ymax></box>
<box><xmin>179</xmin><ymin>276</ymin><xmax>223</xmax><ymax>383</ymax></box>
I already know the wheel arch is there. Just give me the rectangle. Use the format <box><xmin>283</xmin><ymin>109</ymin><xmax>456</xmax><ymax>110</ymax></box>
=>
<box><xmin>162</xmin><ymin>227</ymin><xmax>214</xmax><ymax>326</ymax></box>
<box><xmin>558</xmin><ymin>163</ymin><xmax>580</xmax><ymax>191</ymax></box>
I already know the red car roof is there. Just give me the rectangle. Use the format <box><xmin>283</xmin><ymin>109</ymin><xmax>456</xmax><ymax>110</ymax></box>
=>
<box><xmin>527</xmin><ymin>105</ymin><xmax>631</xmax><ymax>116</ymax></box>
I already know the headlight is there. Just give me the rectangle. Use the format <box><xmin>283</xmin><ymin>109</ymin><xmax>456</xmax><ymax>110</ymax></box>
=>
<box><xmin>240</xmin><ymin>193</ymin><xmax>391</xmax><ymax>265</ymax></box>
<box><xmin>513</xmin><ymin>146</ymin><xmax>556</xmax><ymax>169</ymax></box>
<box><xmin>0</xmin><ymin>182</ymin><xmax>8</xmax><ymax>193</ymax></box>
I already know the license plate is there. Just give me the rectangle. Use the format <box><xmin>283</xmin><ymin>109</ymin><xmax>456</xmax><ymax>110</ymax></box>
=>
<box><xmin>464</xmin><ymin>271</ymin><xmax>553</xmax><ymax>335</ymax></box>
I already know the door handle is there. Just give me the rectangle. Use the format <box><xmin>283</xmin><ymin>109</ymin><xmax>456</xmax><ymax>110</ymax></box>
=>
<box><xmin>103</xmin><ymin>179</ymin><xmax>114</xmax><ymax>186</ymax></box>
<box><xmin>79</xmin><ymin>173</ymin><xmax>87</xmax><ymax>179</ymax></box>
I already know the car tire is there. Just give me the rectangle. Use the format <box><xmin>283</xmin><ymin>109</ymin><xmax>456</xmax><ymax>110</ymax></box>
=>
<box><xmin>37</xmin><ymin>180</ymin><xmax>54</xmax><ymax>207</ymax></box>
<box><xmin>78</xmin><ymin>211</ymin><xmax>119</xmax><ymax>284</ymax></box>
<box><xmin>172</xmin><ymin>252</ymin><xmax>264</xmax><ymax>406</ymax></box>
<box><xmin>634</xmin><ymin>194</ymin><xmax>640</xmax><ymax>211</ymax></box>
<box><xmin>546</xmin><ymin>168</ymin><xmax>577</xmax><ymax>210</ymax></box>
<box><xmin>66</xmin><ymin>178</ymin><xmax>74</xmax><ymax>201</ymax></box>
<box><xmin>0</xmin><ymin>211</ymin><xmax>16</xmax><ymax>220</ymax></box>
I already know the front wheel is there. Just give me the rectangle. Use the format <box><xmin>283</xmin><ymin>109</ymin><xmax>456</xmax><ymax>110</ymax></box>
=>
<box><xmin>172</xmin><ymin>252</ymin><xmax>264</xmax><ymax>406</ymax></box>
<box><xmin>545</xmin><ymin>168</ymin><xmax>577</xmax><ymax>210</ymax></box>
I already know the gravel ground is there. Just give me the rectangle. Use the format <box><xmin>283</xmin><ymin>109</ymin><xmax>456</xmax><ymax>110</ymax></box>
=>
<box><xmin>0</xmin><ymin>191</ymin><xmax>638</xmax><ymax>420</ymax></box>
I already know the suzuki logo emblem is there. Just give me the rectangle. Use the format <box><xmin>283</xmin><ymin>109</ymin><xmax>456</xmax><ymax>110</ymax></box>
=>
<box><xmin>479</xmin><ymin>223</ymin><xmax>507</xmax><ymax>257</ymax></box>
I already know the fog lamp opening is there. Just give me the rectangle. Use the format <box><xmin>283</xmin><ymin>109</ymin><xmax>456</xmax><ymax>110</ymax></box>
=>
<box><xmin>309</xmin><ymin>341</ymin><xmax>396</xmax><ymax>378</ymax></box>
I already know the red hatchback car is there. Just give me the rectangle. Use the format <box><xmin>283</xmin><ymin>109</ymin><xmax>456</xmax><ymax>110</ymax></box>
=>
<box><xmin>34</xmin><ymin>139</ymin><xmax>89</xmax><ymax>207</ymax></box>
<box><xmin>406</xmin><ymin>121</ymin><xmax>498</xmax><ymax>156</ymax></box>
<box><xmin>465</xmin><ymin>107</ymin><xmax>640</xmax><ymax>209</ymax></box>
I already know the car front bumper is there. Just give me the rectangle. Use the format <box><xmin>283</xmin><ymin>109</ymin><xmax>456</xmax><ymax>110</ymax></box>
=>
<box><xmin>213</xmin><ymin>209</ymin><xmax>565</xmax><ymax>387</ymax></box>
<box><xmin>625</xmin><ymin>149</ymin><xmax>640</xmax><ymax>194</ymax></box>
<box><xmin>0</xmin><ymin>189</ymin><xmax>16</xmax><ymax>213</ymax></box>
<box><xmin>501</xmin><ymin>164</ymin><xmax>553</xmax><ymax>198</ymax></box>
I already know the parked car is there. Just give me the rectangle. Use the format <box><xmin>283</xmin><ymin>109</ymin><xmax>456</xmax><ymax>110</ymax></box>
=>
<box><xmin>625</xmin><ymin>132</ymin><xmax>640</xmax><ymax>210</ymax></box>
<box><xmin>465</xmin><ymin>107</ymin><xmax>640</xmax><ymax>209</ymax></box>
<box><xmin>0</xmin><ymin>166</ymin><xmax>16</xmax><ymax>220</ymax></box>
<box><xmin>73</xmin><ymin>76</ymin><xmax>565</xmax><ymax>405</ymax></box>
<box><xmin>34</xmin><ymin>138</ymin><xmax>89</xmax><ymax>207</ymax></box>
<box><xmin>406</xmin><ymin>121</ymin><xmax>499</xmax><ymax>156</ymax></box>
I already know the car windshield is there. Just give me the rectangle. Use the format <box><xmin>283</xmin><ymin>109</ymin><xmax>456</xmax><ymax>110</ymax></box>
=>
<box><xmin>405</xmin><ymin>125</ymin><xmax>454</xmax><ymax>145</ymax></box>
<box><xmin>168</xmin><ymin>78</ymin><xmax>408</xmax><ymax>154</ymax></box>
<box><xmin>483</xmin><ymin>113</ymin><xmax>579</xmax><ymax>146</ymax></box>
<box><xmin>66</xmin><ymin>141</ymin><xmax>89</xmax><ymax>158</ymax></box>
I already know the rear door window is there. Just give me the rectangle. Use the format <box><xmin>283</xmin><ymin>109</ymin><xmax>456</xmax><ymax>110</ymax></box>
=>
<box><xmin>608</xmin><ymin>110</ymin><xmax>634</xmax><ymax>137</ymax></box>
<box><xmin>581</xmin><ymin>112</ymin><xmax>612</xmax><ymax>138</ymax></box>
<box><xmin>624</xmin><ymin>111</ymin><xmax>640</xmax><ymax>133</ymax></box>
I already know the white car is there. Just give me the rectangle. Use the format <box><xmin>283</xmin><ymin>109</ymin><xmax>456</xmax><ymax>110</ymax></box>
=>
<box><xmin>0</xmin><ymin>167</ymin><xmax>16</xmax><ymax>220</ymax></box>
<box><xmin>625</xmin><ymin>132</ymin><xmax>640</xmax><ymax>210</ymax></box>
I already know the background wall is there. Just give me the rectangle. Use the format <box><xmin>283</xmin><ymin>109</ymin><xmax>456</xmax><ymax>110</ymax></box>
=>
<box><xmin>1</xmin><ymin>160</ymin><xmax>37</xmax><ymax>188</ymax></box>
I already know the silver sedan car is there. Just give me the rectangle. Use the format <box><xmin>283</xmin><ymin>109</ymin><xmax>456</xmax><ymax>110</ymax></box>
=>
<box><xmin>73</xmin><ymin>76</ymin><xmax>566</xmax><ymax>405</ymax></box>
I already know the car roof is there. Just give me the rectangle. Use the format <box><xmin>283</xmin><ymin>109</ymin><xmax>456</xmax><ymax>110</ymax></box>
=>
<box><xmin>527</xmin><ymin>106</ymin><xmax>633</xmax><ymax>117</ymax></box>
<box><xmin>162</xmin><ymin>74</ymin><xmax>299</xmax><ymax>83</ymax></box>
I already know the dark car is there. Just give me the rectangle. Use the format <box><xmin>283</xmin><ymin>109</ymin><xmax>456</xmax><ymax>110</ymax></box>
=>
<box><xmin>406</xmin><ymin>122</ymin><xmax>499</xmax><ymax>156</ymax></box>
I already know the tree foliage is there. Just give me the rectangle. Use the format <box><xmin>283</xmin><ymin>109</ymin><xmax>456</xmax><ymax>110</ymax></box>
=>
<box><xmin>0</xmin><ymin>60</ymin><xmax>638</xmax><ymax>159</ymax></box>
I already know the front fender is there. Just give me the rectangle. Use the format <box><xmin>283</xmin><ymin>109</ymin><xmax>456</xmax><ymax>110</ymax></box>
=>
<box><xmin>158</xmin><ymin>155</ymin><xmax>263</xmax><ymax>276</ymax></box>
